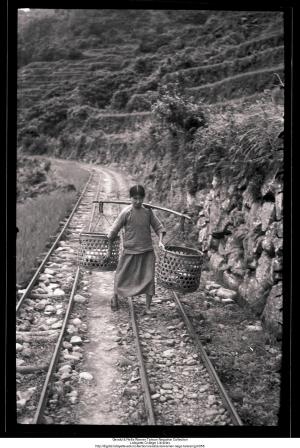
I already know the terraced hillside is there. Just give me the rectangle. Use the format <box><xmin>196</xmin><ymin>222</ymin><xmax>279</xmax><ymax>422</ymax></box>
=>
<box><xmin>17</xmin><ymin>9</ymin><xmax>284</xmax><ymax>160</ymax></box>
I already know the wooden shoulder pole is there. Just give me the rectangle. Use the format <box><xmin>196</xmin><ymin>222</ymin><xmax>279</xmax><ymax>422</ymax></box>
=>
<box><xmin>93</xmin><ymin>200</ymin><xmax>192</xmax><ymax>220</ymax></box>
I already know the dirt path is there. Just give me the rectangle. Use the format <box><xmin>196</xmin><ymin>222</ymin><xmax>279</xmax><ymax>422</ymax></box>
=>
<box><xmin>75</xmin><ymin>164</ymin><xmax>134</xmax><ymax>425</ymax></box>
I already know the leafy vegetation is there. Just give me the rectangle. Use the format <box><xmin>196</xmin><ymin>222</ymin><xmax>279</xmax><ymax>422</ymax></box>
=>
<box><xmin>121</xmin><ymin>85</ymin><xmax>283</xmax><ymax>208</ymax></box>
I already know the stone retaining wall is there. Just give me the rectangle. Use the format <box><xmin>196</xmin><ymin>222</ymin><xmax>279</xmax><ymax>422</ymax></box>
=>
<box><xmin>190</xmin><ymin>171</ymin><xmax>283</xmax><ymax>338</ymax></box>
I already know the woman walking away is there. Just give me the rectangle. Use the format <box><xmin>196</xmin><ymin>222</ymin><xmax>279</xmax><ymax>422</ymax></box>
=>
<box><xmin>107</xmin><ymin>185</ymin><xmax>166</xmax><ymax>313</ymax></box>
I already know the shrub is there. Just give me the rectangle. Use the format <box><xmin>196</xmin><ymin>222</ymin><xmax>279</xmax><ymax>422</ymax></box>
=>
<box><xmin>78</xmin><ymin>70</ymin><xmax>137</xmax><ymax>108</ymax></box>
<box><xmin>138</xmin><ymin>32</ymin><xmax>171</xmax><ymax>53</ymax></box>
<box><xmin>133</xmin><ymin>56</ymin><xmax>157</xmax><ymax>75</ymax></box>
<box><xmin>67</xmin><ymin>105</ymin><xmax>94</xmax><ymax>122</ymax></box>
<box><xmin>126</xmin><ymin>94</ymin><xmax>152</xmax><ymax>112</ymax></box>
<box><xmin>191</xmin><ymin>95</ymin><xmax>283</xmax><ymax>192</ymax></box>
<box><xmin>152</xmin><ymin>83</ymin><xmax>208</xmax><ymax>137</ymax></box>
<box><xmin>110</xmin><ymin>89</ymin><xmax>130</xmax><ymax>110</ymax></box>
<box><xmin>27</xmin><ymin>135</ymin><xmax>51</xmax><ymax>155</ymax></box>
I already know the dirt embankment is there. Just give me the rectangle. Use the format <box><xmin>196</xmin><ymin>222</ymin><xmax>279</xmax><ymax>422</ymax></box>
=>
<box><xmin>17</xmin><ymin>156</ymin><xmax>76</xmax><ymax>203</ymax></box>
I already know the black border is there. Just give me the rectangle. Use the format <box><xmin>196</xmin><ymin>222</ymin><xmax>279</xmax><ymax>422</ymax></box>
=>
<box><xmin>4</xmin><ymin>0</ymin><xmax>296</xmax><ymax>439</ymax></box>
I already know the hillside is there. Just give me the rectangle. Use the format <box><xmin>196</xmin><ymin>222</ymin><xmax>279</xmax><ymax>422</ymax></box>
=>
<box><xmin>18</xmin><ymin>9</ymin><xmax>284</xmax><ymax>159</ymax></box>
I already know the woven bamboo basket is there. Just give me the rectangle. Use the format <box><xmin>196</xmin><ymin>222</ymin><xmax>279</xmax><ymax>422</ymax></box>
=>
<box><xmin>156</xmin><ymin>245</ymin><xmax>203</xmax><ymax>293</ymax></box>
<box><xmin>78</xmin><ymin>232</ymin><xmax>120</xmax><ymax>271</ymax></box>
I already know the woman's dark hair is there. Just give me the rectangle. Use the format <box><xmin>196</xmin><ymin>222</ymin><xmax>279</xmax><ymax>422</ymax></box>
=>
<box><xmin>129</xmin><ymin>185</ymin><xmax>145</xmax><ymax>198</ymax></box>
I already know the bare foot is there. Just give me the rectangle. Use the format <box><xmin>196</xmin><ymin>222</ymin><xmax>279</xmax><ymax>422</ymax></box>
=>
<box><xmin>110</xmin><ymin>296</ymin><xmax>119</xmax><ymax>311</ymax></box>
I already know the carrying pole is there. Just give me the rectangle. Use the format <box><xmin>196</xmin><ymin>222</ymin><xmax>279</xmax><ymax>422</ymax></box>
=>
<box><xmin>92</xmin><ymin>200</ymin><xmax>191</xmax><ymax>220</ymax></box>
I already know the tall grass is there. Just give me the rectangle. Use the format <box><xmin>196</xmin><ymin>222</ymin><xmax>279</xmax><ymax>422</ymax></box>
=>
<box><xmin>49</xmin><ymin>159</ymin><xmax>90</xmax><ymax>189</ymax></box>
<box><xmin>16</xmin><ymin>161</ymin><xmax>90</xmax><ymax>285</ymax></box>
<box><xmin>16</xmin><ymin>191</ymin><xmax>76</xmax><ymax>285</ymax></box>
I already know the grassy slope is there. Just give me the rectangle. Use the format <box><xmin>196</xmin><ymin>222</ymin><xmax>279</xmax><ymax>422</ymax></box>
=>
<box><xmin>17</xmin><ymin>158</ymin><xmax>90</xmax><ymax>285</ymax></box>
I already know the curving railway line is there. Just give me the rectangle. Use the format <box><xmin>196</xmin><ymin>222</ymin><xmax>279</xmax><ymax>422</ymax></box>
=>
<box><xmin>16</xmin><ymin>164</ymin><xmax>242</xmax><ymax>426</ymax></box>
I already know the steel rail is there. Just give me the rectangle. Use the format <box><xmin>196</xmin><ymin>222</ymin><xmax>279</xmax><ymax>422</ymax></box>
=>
<box><xmin>93</xmin><ymin>200</ymin><xmax>192</xmax><ymax>220</ymax></box>
<box><xmin>172</xmin><ymin>290</ymin><xmax>243</xmax><ymax>426</ymax></box>
<box><xmin>33</xmin><ymin>266</ymin><xmax>81</xmax><ymax>424</ymax></box>
<box><xmin>128</xmin><ymin>298</ymin><xmax>156</xmax><ymax>425</ymax></box>
<box><xmin>16</xmin><ymin>172</ymin><xmax>93</xmax><ymax>313</ymax></box>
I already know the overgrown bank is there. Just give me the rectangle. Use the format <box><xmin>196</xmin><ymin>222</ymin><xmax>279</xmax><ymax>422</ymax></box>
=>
<box><xmin>17</xmin><ymin>158</ymin><xmax>90</xmax><ymax>285</ymax></box>
<box><xmin>96</xmin><ymin>90</ymin><xmax>284</xmax><ymax>339</ymax></box>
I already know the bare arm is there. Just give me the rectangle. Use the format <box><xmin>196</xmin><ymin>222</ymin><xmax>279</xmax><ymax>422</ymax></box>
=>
<box><xmin>158</xmin><ymin>230</ymin><xmax>165</xmax><ymax>249</ymax></box>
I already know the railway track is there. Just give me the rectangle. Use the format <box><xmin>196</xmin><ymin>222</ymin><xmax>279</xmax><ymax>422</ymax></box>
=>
<box><xmin>16</xmin><ymin>169</ymin><xmax>100</xmax><ymax>423</ymax></box>
<box><xmin>126</xmin><ymin>288</ymin><xmax>243</xmax><ymax>426</ymax></box>
<box><xmin>16</xmin><ymin>164</ymin><xmax>242</xmax><ymax>425</ymax></box>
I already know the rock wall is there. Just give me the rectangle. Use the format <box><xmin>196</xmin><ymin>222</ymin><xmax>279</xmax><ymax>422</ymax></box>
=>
<box><xmin>191</xmin><ymin>171</ymin><xmax>283</xmax><ymax>338</ymax></box>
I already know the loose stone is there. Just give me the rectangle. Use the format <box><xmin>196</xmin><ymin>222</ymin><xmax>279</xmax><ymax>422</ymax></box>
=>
<box><xmin>64</xmin><ymin>352</ymin><xmax>82</xmax><ymax>361</ymax></box>
<box><xmin>44</xmin><ymin>305</ymin><xmax>56</xmax><ymax>315</ymax></box>
<box><xmin>79</xmin><ymin>372</ymin><xmax>93</xmax><ymax>381</ymax></box>
<box><xmin>35</xmin><ymin>287</ymin><xmax>48</xmax><ymax>294</ymax></box>
<box><xmin>186</xmin><ymin>358</ymin><xmax>197</xmax><ymax>366</ymax></box>
<box><xmin>67</xmin><ymin>325</ymin><xmax>77</xmax><ymax>334</ymax></box>
<box><xmin>59</xmin><ymin>364</ymin><xmax>72</xmax><ymax>373</ymax></box>
<box><xmin>22</xmin><ymin>348</ymin><xmax>32</xmax><ymax>357</ymax></box>
<box><xmin>38</xmin><ymin>324</ymin><xmax>50</xmax><ymax>331</ymax></box>
<box><xmin>16</xmin><ymin>343</ymin><xmax>23</xmax><ymax>352</ymax></box>
<box><xmin>53</xmin><ymin>289</ymin><xmax>65</xmax><ymax>297</ymax></box>
<box><xmin>112</xmin><ymin>336</ymin><xmax>122</xmax><ymax>342</ymax></box>
<box><xmin>216</xmin><ymin>288</ymin><xmax>237</xmax><ymax>300</ymax></box>
<box><xmin>48</xmin><ymin>283</ymin><xmax>60</xmax><ymax>290</ymax></box>
<box><xmin>34</xmin><ymin>300</ymin><xmax>48</xmax><ymax>310</ymax></box>
<box><xmin>151</xmin><ymin>393</ymin><xmax>160</xmax><ymax>399</ymax></box>
<box><xmin>207</xmin><ymin>394</ymin><xmax>217</xmax><ymax>405</ymax></box>
<box><xmin>46</xmin><ymin>317</ymin><xmax>58</xmax><ymax>325</ymax></box>
<box><xmin>72</xmin><ymin>318</ymin><xmax>82</xmax><ymax>327</ymax></box>
<box><xmin>70</xmin><ymin>336</ymin><xmax>82</xmax><ymax>345</ymax></box>
<box><xmin>74</xmin><ymin>294</ymin><xmax>88</xmax><ymax>304</ymax></box>
<box><xmin>162</xmin><ymin>349</ymin><xmax>175</xmax><ymax>358</ymax></box>
<box><xmin>17</xmin><ymin>399</ymin><xmax>27</xmax><ymax>410</ymax></box>
<box><xmin>199</xmin><ymin>385</ymin><xmax>209</xmax><ymax>393</ymax></box>
<box><xmin>246</xmin><ymin>324</ymin><xmax>263</xmax><ymax>331</ymax></box>
<box><xmin>165</xmin><ymin>339</ymin><xmax>175</xmax><ymax>346</ymax></box>
<box><xmin>73</xmin><ymin>346</ymin><xmax>83</xmax><ymax>352</ymax></box>
<box><xmin>205</xmin><ymin>281</ymin><xmax>221</xmax><ymax>290</ymax></box>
